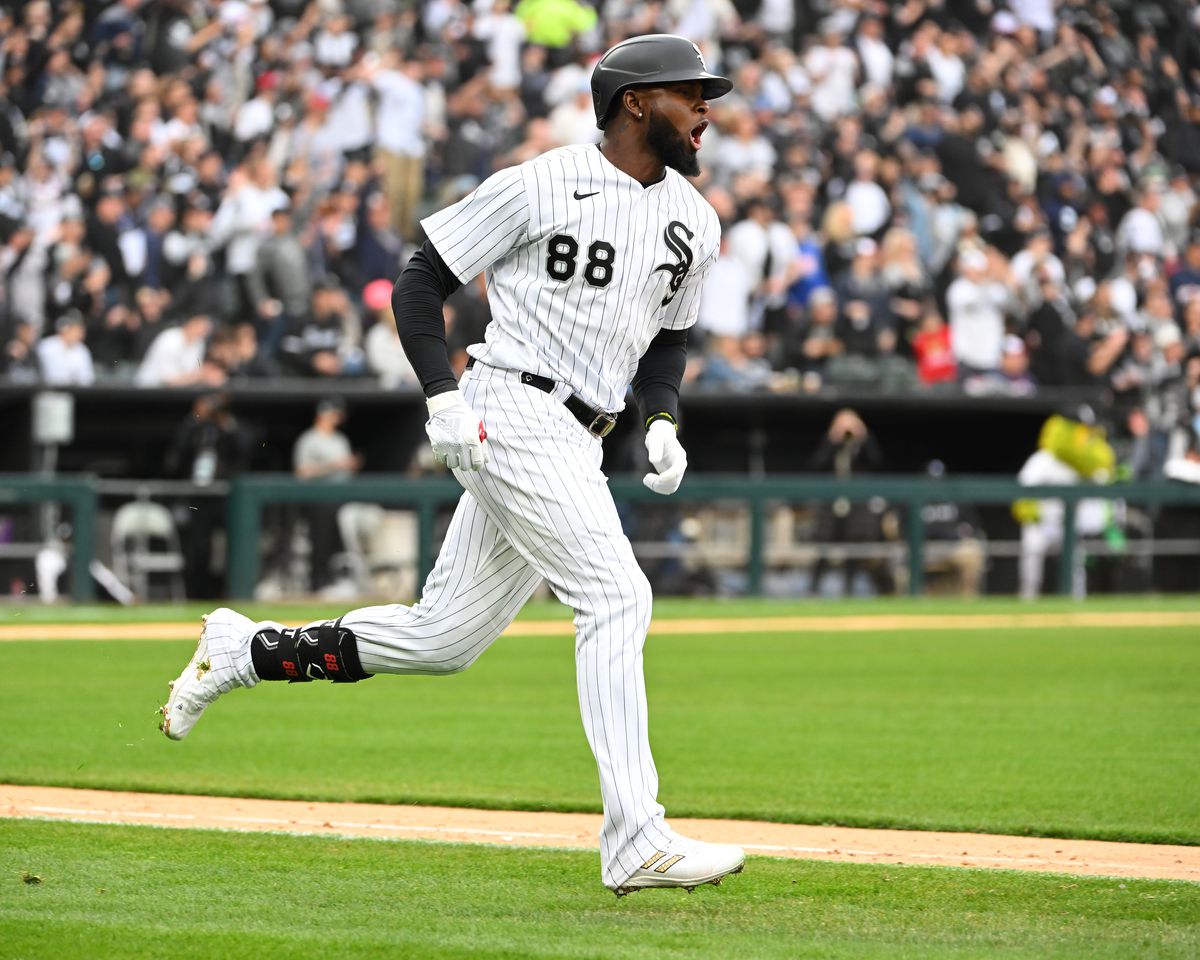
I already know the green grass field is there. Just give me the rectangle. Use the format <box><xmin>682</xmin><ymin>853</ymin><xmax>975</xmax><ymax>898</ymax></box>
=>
<box><xmin>2</xmin><ymin>599</ymin><xmax>1197</xmax><ymax>842</ymax></box>
<box><xmin>3</xmin><ymin>820</ymin><xmax>1198</xmax><ymax>960</ymax></box>
<box><xmin>1</xmin><ymin>598</ymin><xmax>1198</xmax><ymax>958</ymax></box>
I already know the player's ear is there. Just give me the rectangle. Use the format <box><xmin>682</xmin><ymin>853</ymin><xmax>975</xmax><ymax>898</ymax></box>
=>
<box><xmin>623</xmin><ymin>89</ymin><xmax>644</xmax><ymax>123</ymax></box>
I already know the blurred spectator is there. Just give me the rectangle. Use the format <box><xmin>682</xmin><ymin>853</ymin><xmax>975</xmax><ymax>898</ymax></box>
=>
<box><xmin>44</xmin><ymin>213</ymin><xmax>91</xmax><ymax>318</ymax></box>
<box><xmin>1010</xmin><ymin>230</ymin><xmax>1064</xmax><ymax>308</ymax></box>
<box><xmin>808</xmin><ymin>408</ymin><xmax>894</xmax><ymax>596</ymax></box>
<box><xmin>88</xmin><ymin>302</ymin><xmax>143</xmax><ymax>377</ymax></box>
<box><xmin>246</xmin><ymin>200</ymin><xmax>312</xmax><ymax>358</ymax></box>
<box><xmin>711</xmin><ymin>112</ymin><xmax>776</xmax><ymax>184</ymax></box>
<box><xmin>246</xmin><ymin>321</ymin><xmax>278</xmax><ymax>377</ymax></box>
<box><xmin>1165</xmin><ymin>355</ymin><xmax>1200</xmax><ymax>483</ymax></box>
<box><xmin>697</xmin><ymin>234</ymin><xmax>752</xmax><ymax>339</ymax></box>
<box><xmin>1161</xmin><ymin>168</ymin><xmax>1196</xmax><ymax>256</ymax></box>
<box><xmin>36</xmin><ymin>311</ymin><xmax>94</xmax><ymax>386</ymax></box>
<box><xmin>819</xmin><ymin>201</ymin><xmax>856</xmax><ymax>281</ymax></box>
<box><xmin>805</xmin><ymin>22</ymin><xmax>857</xmax><ymax>122</ymax></box>
<box><xmin>293</xmin><ymin>397</ymin><xmax>362</xmax><ymax>592</ymax></box>
<box><xmin>726</xmin><ymin>197</ymin><xmax>795</xmax><ymax>334</ymax></box>
<box><xmin>911</xmin><ymin>306</ymin><xmax>956</xmax><ymax>387</ymax></box>
<box><xmin>964</xmin><ymin>335</ymin><xmax>1037</xmax><ymax>397</ymax></box>
<box><xmin>208</xmin><ymin>158</ymin><xmax>289</xmax><ymax>319</ymax></box>
<box><xmin>788</xmin><ymin>286</ymin><xmax>842</xmax><ymax>378</ymax></box>
<box><xmin>879</xmin><ymin>228</ymin><xmax>929</xmax><ymax>349</ymax></box>
<box><xmin>0</xmin><ymin>0</ymin><xmax>1195</xmax><ymax>416</ymax></box>
<box><xmin>354</xmin><ymin>192</ymin><xmax>404</xmax><ymax>285</ymax></box>
<box><xmin>234</xmin><ymin>72</ymin><xmax>280</xmax><ymax>149</ymax></box>
<box><xmin>919</xmin><ymin>460</ymin><xmax>985</xmax><ymax>597</ymax></box>
<box><xmin>784</xmin><ymin>216</ymin><xmax>830</xmax><ymax>314</ymax></box>
<box><xmin>1117</xmin><ymin>185</ymin><xmax>1166</xmax><ymax>259</ymax></box>
<box><xmin>855</xmin><ymin>15</ymin><xmax>893</xmax><ymax>89</ymax></box>
<box><xmin>1057</xmin><ymin>312</ymin><xmax>1129</xmax><ymax>389</ymax></box>
<box><xmin>2</xmin><ymin>321</ymin><xmax>40</xmax><ymax>383</ymax></box>
<box><xmin>1171</xmin><ymin>236</ymin><xmax>1200</xmax><ymax>308</ymax></box>
<box><xmin>947</xmin><ymin>248</ymin><xmax>1016</xmax><ymax>377</ymax></box>
<box><xmin>695</xmin><ymin>333</ymin><xmax>777</xmax><ymax>392</ymax></box>
<box><xmin>1182</xmin><ymin>297</ymin><xmax>1200</xmax><ymax>356</ymax></box>
<box><xmin>474</xmin><ymin>0</ymin><xmax>527</xmax><ymax>93</ymax></box>
<box><xmin>1133</xmin><ymin>323</ymin><xmax>1188</xmax><ymax>478</ymax></box>
<box><xmin>842</xmin><ymin>151</ymin><xmax>891</xmax><ymax>240</ymax></box>
<box><xmin>85</xmin><ymin>186</ymin><xmax>132</xmax><ymax>289</ymax></box>
<box><xmin>369</xmin><ymin>52</ymin><xmax>427</xmax><ymax>241</ymax></box>
<box><xmin>280</xmin><ymin>280</ymin><xmax>364</xmax><ymax>378</ymax></box>
<box><xmin>137</xmin><ymin>198</ymin><xmax>178</xmax><ymax>291</ymax></box>
<box><xmin>363</xmin><ymin>278</ymin><xmax>418</xmax><ymax>389</ymax></box>
<box><xmin>549</xmin><ymin>78</ymin><xmax>602</xmax><ymax>147</ymax></box>
<box><xmin>165</xmin><ymin>391</ymin><xmax>253</xmax><ymax>597</ymax></box>
<box><xmin>136</xmin><ymin>313</ymin><xmax>225</xmax><ymax>388</ymax></box>
<box><xmin>833</xmin><ymin>238</ymin><xmax>890</xmax><ymax>358</ymax></box>
<box><xmin>161</xmin><ymin>196</ymin><xmax>217</xmax><ymax>302</ymax></box>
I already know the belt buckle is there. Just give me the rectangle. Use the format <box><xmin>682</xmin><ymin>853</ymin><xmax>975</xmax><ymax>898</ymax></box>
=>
<box><xmin>588</xmin><ymin>412</ymin><xmax>616</xmax><ymax>438</ymax></box>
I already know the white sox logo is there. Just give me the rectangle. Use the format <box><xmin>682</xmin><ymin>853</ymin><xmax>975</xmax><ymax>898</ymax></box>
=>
<box><xmin>653</xmin><ymin>221</ymin><xmax>694</xmax><ymax>306</ymax></box>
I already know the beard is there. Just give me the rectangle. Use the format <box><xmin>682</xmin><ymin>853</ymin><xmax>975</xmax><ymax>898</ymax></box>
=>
<box><xmin>645</xmin><ymin>109</ymin><xmax>699</xmax><ymax>177</ymax></box>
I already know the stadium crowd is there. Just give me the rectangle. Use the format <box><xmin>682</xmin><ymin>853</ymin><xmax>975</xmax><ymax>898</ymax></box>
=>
<box><xmin>1</xmin><ymin>0</ymin><xmax>1199</xmax><ymax>478</ymax></box>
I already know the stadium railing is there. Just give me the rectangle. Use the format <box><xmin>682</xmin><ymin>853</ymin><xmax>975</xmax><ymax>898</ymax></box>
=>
<box><xmin>3</xmin><ymin>474</ymin><xmax>1199</xmax><ymax>601</ymax></box>
<box><xmin>221</xmin><ymin>474</ymin><xmax>1200</xmax><ymax>599</ymax></box>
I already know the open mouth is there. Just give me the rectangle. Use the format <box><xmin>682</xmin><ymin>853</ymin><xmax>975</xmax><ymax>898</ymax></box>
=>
<box><xmin>689</xmin><ymin>120</ymin><xmax>709</xmax><ymax>149</ymax></box>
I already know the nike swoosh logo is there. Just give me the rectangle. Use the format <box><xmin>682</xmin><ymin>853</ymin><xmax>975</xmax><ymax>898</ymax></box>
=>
<box><xmin>573</xmin><ymin>189</ymin><xmax>599</xmax><ymax>200</ymax></box>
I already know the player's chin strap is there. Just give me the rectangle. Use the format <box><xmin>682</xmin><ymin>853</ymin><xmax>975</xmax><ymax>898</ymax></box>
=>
<box><xmin>249</xmin><ymin>618</ymin><xmax>373</xmax><ymax>683</ymax></box>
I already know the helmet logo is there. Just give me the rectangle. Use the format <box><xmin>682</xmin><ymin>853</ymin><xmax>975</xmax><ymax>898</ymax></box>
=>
<box><xmin>691</xmin><ymin>42</ymin><xmax>704</xmax><ymax>66</ymax></box>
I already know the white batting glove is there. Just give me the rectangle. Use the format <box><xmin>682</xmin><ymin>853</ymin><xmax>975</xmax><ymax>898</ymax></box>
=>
<box><xmin>426</xmin><ymin>390</ymin><xmax>489</xmax><ymax>471</ymax></box>
<box><xmin>643</xmin><ymin>419</ymin><xmax>687</xmax><ymax>495</ymax></box>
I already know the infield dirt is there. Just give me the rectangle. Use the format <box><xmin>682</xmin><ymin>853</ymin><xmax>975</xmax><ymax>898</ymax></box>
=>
<box><xmin>2</xmin><ymin>609</ymin><xmax>1198</xmax><ymax>642</ymax></box>
<box><xmin>3</xmin><ymin>785</ymin><xmax>1197</xmax><ymax>883</ymax></box>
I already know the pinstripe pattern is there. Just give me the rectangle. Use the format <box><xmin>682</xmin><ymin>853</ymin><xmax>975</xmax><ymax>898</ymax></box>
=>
<box><xmin>458</xmin><ymin>364</ymin><xmax>673</xmax><ymax>886</ymax></box>
<box><xmin>263</xmin><ymin>144</ymin><xmax>723</xmax><ymax>889</ymax></box>
<box><xmin>280</xmin><ymin>364</ymin><xmax>672</xmax><ymax>887</ymax></box>
<box><xmin>421</xmin><ymin>144</ymin><xmax>719</xmax><ymax>412</ymax></box>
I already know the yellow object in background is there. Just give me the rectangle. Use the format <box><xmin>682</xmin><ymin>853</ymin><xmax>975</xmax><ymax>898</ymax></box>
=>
<box><xmin>1037</xmin><ymin>415</ymin><xmax>1115</xmax><ymax>481</ymax></box>
<box><xmin>1012</xmin><ymin>499</ymin><xmax>1041</xmax><ymax>524</ymax></box>
<box><xmin>514</xmin><ymin>0</ymin><xmax>598</xmax><ymax>48</ymax></box>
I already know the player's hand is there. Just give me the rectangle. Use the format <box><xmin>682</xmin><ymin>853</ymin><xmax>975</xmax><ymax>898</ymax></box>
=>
<box><xmin>426</xmin><ymin>390</ymin><xmax>489</xmax><ymax>471</ymax></box>
<box><xmin>643</xmin><ymin>419</ymin><xmax>686</xmax><ymax>495</ymax></box>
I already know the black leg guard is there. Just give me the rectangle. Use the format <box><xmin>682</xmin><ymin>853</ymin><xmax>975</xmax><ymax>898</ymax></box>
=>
<box><xmin>250</xmin><ymin>618</ymin><xmax>372</xmax><ymax>683</ymax></box>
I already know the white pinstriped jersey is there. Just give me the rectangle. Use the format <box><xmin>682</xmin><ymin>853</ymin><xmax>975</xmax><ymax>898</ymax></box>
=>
<box><xmin>421</xmin><ymin>143</ymin><xmax>720</xmax><ymax>413</ymax></box>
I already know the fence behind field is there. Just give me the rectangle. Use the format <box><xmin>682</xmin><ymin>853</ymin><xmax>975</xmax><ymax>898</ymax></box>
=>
<box><xmin>4</xmin><ymin>473</ymin><xmax>1199</xmax><ymax>602</ymax></box>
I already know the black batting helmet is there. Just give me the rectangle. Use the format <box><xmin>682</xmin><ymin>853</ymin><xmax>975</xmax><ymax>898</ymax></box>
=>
<box><xmin>591</xmin><ymin>34</ymin><xmax>733</xmax><ymax>130</ymax></box>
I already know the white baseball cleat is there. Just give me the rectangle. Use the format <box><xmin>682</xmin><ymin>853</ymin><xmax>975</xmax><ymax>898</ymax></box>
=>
<box><xmin>613</xmin><ymin>836</ymin><xmax>745</xmax><ymax>896</ymax></box>
<box><xmin>158</xmin><ymin>608</ymin><xmax>256</xmax><ymax>741</ymax></box>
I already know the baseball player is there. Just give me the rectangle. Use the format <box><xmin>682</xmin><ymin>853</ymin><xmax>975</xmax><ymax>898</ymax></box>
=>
<box><xmin>160</xmin><ymin>34</ymin><xmax>744</xmax><ymax>896</ymax></box>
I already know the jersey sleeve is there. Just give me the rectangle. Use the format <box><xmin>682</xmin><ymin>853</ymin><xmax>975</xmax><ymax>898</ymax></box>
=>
<box><xmin>420</xmin><ymin>165</ymin><xmax>530</xmax><ymax>284</ymax></box>
<box><xmin>660</xmin><ymin>230</ymin><xmax>718</xmax><ymax>331</ymax></box>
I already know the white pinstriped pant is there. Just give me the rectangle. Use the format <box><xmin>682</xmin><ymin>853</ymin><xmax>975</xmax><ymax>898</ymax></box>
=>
<box><xmin>337</xmin><ymin>362</ymin><xmax>672</xmax><ymax>888</ymax></box>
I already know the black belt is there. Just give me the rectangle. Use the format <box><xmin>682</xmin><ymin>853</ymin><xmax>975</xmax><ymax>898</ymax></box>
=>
<box><xmin>466</xmin><ymin>358</ymin><xmax>617</xmax><ymax>438</ymax></box>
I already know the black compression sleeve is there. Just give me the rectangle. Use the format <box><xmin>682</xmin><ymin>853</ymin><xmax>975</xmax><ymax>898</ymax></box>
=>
<box><xmin>632</xmin><ymin>327</ymin><xmax>688</xmax><ymax>429</ymax></box>
<box><xmin>392</xmin><ymin>240</ymin><xmax>464</xmax><ymax>398</ymax></box>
